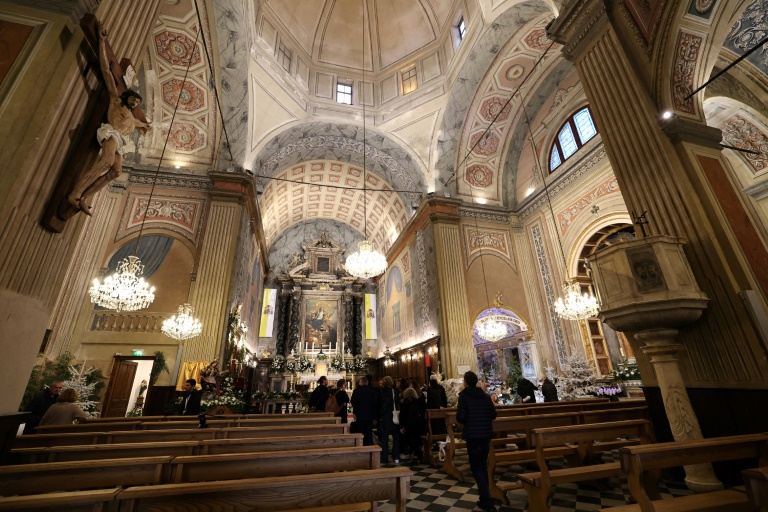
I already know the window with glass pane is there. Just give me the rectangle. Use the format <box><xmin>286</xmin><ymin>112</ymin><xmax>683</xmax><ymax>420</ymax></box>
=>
<box><xmin>402</xmin><ymin>68</ymin><xmax>417</xmax><ymax>94</ymax></box>
<box><xmin>558</xmin><ymin>124</ymin><xmax>578</xmax><ymax>158</ymax></box>
<box><xmin>278</xmin><ymin>43</ymin><xmax>291</xmax><ymax>72</ymax></box>
<box><xmin>458</xmin><ymin>17</ymin><xmax>466</xmax><ymax>41</ymax></box>
<box><xmin>336</xmin><ymin>83</ymin><xmax>352</xmax><ymax>105</ymax></box>
<box><xmin>574</xmin><ymin>108</ymin><xmax>597</xmax><ymax>143</ymax></box>
<box><xmin>550</xmin><ymin>148</ymin><xmax>561</xmax><ymax>170</ymax></box>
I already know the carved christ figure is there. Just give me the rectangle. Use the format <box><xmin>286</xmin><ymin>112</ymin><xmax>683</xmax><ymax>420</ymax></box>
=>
<box><xmin>68</xmin><ymin>23</ymin><xmax>150</xmax><ymax>215</ymax></box>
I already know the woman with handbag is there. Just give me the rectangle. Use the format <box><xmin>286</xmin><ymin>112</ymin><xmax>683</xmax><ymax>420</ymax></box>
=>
<box><xmin>378</xmin><ymin>376</ymin><xmax>401</xmax><ymax>464</ymax></box>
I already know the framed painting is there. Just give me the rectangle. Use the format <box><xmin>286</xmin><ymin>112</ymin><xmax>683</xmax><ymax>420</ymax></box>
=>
<box><xmin>303</xmin><ymin>298</ymin><xmax>340</xmax><ymax>352</ymax></box>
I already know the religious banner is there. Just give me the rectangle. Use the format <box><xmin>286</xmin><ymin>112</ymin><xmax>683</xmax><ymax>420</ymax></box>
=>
<box><xmin>365</xmin><ymin>293</ymin><xmax>377</xmax><ymax>339</ymax></box>
<box><xmin>259</xmin><ymin>289</ymin><xmax>277</xmax><ymax>337</ymax></box>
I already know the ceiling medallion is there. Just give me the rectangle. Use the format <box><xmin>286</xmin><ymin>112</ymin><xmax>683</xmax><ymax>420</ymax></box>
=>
<box><xmin>345</xmin><ymin>240</ymin><xmax>388</xmax><ymax>279</ymax></box>
<box><xmin>554</xmin><ymin>280</ymin><xmax>599</xmax><ymax>321</ymax></box>
<box><xmin>89</xmin><ymin>256</ymin><xmax>156</xmax><ymax>312</ymax></box>
<box><xmin>162</xmin><ymin>303</ymin><xmax>203</xmax><ymax>340</ymax></box>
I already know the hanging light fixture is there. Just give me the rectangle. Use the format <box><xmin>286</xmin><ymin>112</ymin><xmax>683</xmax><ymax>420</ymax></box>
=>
<box><xmin>89</xmin><ymin>28</ymin><xmax>202</xmax><ymax>313</ymax></box>
<box><xmin>162</xmin><ymin>303</ymin><xmax>202</xmax><ymax>340</ymax></box>
<box><xmin>345</xmin><ymin>6</ymin><xmax>387</xmax><ymax>279</ymax></box>
<box><xmin>522</xmin><ymin>106</ymin><xmax>598</xmax><ymax>321</ymax></box>
<box><xmin>89</xmin><ymin>256</ymin><xmax>155</xmax><ymax>312</ymax></box>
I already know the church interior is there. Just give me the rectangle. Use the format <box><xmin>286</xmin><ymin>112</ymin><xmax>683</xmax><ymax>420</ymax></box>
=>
<box><xmin>1</xmin><ymin>0</ymin><xmax>768</xmax><ymax>509</ymax></box>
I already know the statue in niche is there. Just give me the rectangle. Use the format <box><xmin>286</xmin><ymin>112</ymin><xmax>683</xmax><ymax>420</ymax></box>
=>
<box><xmin>288</xmin><ymin>252</ymin><xmax>303</xmax><ymax>269</ymax></box>
<box><xmin>200</xmin><ymin>360</ymin><xmax>221</xmax><ymax>400</ymax></box>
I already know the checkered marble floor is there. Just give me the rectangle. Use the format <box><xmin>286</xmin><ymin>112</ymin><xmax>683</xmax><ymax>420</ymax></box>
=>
<box><xmin>377</xmin><ymin>453</ymin><xmax>692</xmax><ymax>512</ymax></box>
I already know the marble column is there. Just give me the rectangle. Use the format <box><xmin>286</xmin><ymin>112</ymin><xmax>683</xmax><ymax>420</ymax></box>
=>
<box><xmin>288</xmin><ymin>289</ymin><xmax>301</xmax><ymax>354</ymax></box>
<box><xmin>343</xmin><ymin>293</ymin><xmax>353</xmax><ymax>356</ymax></box>
<box><xmin>433</xmin><ymin>221</ymin><xmax>476</xmax><ymax>378</ymax></box>
<box><xmin>275</xmin><ymin>292</ymin><xmax>290</xmax><ymax>357</ymax></box>
<box><xmin>637</xmin><ymin>329</ymin><xmax>722</xmax><ymax>492</ymax></box>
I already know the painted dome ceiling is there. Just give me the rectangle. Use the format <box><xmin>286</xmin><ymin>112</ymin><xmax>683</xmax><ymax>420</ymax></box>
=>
<box><xmin>263</xmin><ymin>0</ymin><xmax>457</xmax><ymax>72</ymax></box>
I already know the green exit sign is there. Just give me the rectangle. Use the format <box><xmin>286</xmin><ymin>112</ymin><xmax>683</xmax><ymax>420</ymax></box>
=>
<box><xmin>132</xmin><ymin>349</ymin><xmax>144</xmax><ymax>356</ymax></box>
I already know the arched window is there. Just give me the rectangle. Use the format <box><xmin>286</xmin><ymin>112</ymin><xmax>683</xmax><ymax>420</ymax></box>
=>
<box><xmin>549</xmin><ymin>106</ymin><xmax>598</xmax><ymax>172</ymax></box>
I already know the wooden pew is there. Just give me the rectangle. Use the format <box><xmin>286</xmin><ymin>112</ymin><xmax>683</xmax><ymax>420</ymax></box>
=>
<box><xmin>517</xmin><ymin>420</ymin><xmax>654</xmax><ymax>512</ymax></box>
<box><xmin>199</xmin><ymin>433</ymin><xmax>364</xmax><ymax>455</ymax></box>
<box><xmin>236</xmin><ymin>416</ymin><xmax>340</xmax><ymax>427</ymax></box>
<box><xmin>423</xmin><ymin>409</ymin><xmax>448</xmax><ymax>466</ymax></box>
<box><xmin>137</xmin><ymin>420</ymin><xmax>234</xmax><ymax>430</ymax></box>
<box><xmin>170</xmin><ymin>445</ymin><xmax>381</xmax><ymax>483</ymax></box>
<box><xmin>221</xmin><ymin>423</ymin><xmax>350</xmax><ymax>439</ymax></box>
<box><xmin>13</xmin><ymin>432</ymin><xmax>102</xmax><ymax>449</ymax></box>
<box><xmin>10</xmin><ymin>441</ymin><xmax>199</xmax><ymax>464</ymax></box>
<box><xmin>104</xmin><ymin>429</ymin><xmax>219</xmax><ymax>444</ymax></box>
<box><xmin>115</xmin><ymin>468</ymin><xmax>412</xmax><ymax>512</ymax></box>
<box><xmin>0</xmin><ymin>488</ymin><xmax>120</xmax><ymax>512</ymax></box>
<box><xmin>34</xmin><ymin>421</ymin><xmax>141</xmax><ymax>434</ymax></box>
<box><xmin>743</xmin><ymin>467</ymin><xmax>768</xmax><ymax>512</ymax></box>
<box><xmin>599</xmin><ymin>433</ymin><xmax>768</xmax><ymax>512</ymax></box>
<box><xmin>0</xmin><ymin>456</ymin><xmax>171</xmax><ymax>496</ymax></box>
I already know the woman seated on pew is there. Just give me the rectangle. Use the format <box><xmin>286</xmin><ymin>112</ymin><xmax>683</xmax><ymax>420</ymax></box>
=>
<box><xmin>39</xmin><ymin>388</ymin><xmax>88</xmax><ymax>426</ymax></box>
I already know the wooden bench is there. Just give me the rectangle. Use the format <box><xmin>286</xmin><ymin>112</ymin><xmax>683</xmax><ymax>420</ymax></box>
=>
<box><xmin>10</xmin><ymin>441</ymin><xmax>200</xmax><ymax>464</ymax></box>
<box><xmin>221</xmin><ymin>423</ymin><xmax>349</xmax><ymax>439</ymax></box>
<box><xmin>518</xmin><ymin>420</ymin><xmax>654</xmax><ymax>512</ymax></box>
<box><xmin>34</xmin><ymin>421</ymin><xmax>141</xmax><ymax>434</ymax></box>
<box><xmin>13</xmin><ymin>432</ymin><xmax>102</xmax><ymax>449</ymax></box>
<box><xmin>0</xmin><ymin>488</ymin><xmax>121</xmax><ymax>512</ymax></box>
<box><xmin>423</xmin><ymin>409</ymin><xmax>448</xmax><ymax>466</ymax></box>
<box><xmin>0</xmin><ymin>456</ymin><xmax>170</xmax><ymax>496</ymax></box>
<box><xmin>199</xmin><ymin>433</ymin><xmax>364</xmax><ymax>455</ymax></box>
<box><xmin>115</xmin><ymin>468</ymin><xmax>412</xmax><ymax>512</ymax></box>
<box><xmin>599</xmin><ymin>433</ymin><xmax>768</xmax><ymax>512</ymax></box>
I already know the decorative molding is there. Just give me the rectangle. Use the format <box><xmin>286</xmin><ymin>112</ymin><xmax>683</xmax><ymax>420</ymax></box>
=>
<box><xmin>116</xmin><ymin>191</ymin><xmax>207</xmax><ymax>245</ymax></box>
<box><xmin>519</xmin><ymin>148</ymin><xmax>609</xmax><ymax>221</ymax></box>
<box><xmin>126</xmin><ymin>169</ymin><xmax>212</xmax><ymax>190</ymax></box>
<box><xmin>672</xmin><ymin>29</ymin><xmax>702</xmax><ymax>115</ymax></box>
<box><xmin>720</xmin><ymin>114</ymin><xmax>768</xmax><ymax>175</ymax></box>
<box><xmin>416</xmin><ymin>231</ymin><xmax>432</xmax><ymax>339</ymax></box>
<box><xmin>557</xmin><ymin>176</ymin><xmax>621</xmax><ymax>235</ymax></box>
<box><xmin>458</xmin><ymin>209</ymin><xmax>510</xmax><ymax>223</ymax></box>
<box><xmin>462</xmin><ymin>224</ymin><xmax>516</xmax><ymax>272</ymax></box>
<box><xmin>531</xmin><ymin>224</ymin><xmax>566</xmax><ymax>363</ymax></box>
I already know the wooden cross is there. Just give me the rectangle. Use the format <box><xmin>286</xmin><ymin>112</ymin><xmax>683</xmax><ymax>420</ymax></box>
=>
<box><xmin>41</xmin><ymin>13</ymin><xmax>148</xmax><ymax>233</ymax></box>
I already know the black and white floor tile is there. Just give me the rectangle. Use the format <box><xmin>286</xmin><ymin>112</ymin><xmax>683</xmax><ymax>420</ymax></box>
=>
<box><xmin>377</xmin><ymin>454</ymin><xmax>692</xmax><ymax>512</ymax></box>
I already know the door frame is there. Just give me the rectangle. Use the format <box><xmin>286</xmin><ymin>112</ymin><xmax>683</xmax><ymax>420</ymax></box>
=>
<box><xmin>101</xmin><ymin>355</ymin><xmax>157</xmax><ymax>417</ymax></box>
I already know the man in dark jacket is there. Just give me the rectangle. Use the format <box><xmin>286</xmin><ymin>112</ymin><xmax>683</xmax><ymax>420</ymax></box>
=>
<box><xmin>23</xmin><ymin>381</ymin><xmax>63</xmax><ymax>434</ymax></box>
<box><xmin>335</xmin><ymin>379</ymin><xmax>350</xmax><ymax>423</ymax></box>
<box><xmin>180</xmin><ymin>379</ymin><xmax>202</xmax><ymax>416</ymax></box>
<box><xmin>378</xmin><ymin>376</ymin><xmax>401</xmax><ymax>464</ymax></box>
<box><xmin>351</xmin><ymin>376</ymin><xmax>378</xmax><ymax>445</ymax></box>
<box><xmin>517</xmin><ymin>377</ymin><xmax>538</xmax><ymax>403</ymax></box>
<box><xmin>308</xmin><ymin>376</ymin><xmax>329</xmax><ymax>412</ymax></box>
<box><xmin>457</xmin><ymin>371</ymin><xmax>497</xmax><ymax>512</ymax></box>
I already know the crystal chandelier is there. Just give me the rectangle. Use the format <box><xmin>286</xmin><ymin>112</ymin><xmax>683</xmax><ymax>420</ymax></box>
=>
<box><xmin>344</xmin><ymin>15</ymin><xmax>387</xmax><ymax>280</ymax></box>
<box><xmin>476</xmin><ymin>315</ymin><xmax>508</xmax><ymax>342</ymax></box>
<box><xmin>346</xmin><ymin>240</ymin><xmax>388</xmax><ymax>279</ymax></box>
<box><xmin>89</xmin><ymin>256</ymin><xmax>155</xmax><ymax>311</ymax></box>
<box><xmin>162</xmin><ymin>303</ymin><xmax>202</xmax><ymax>340</ymax></box>
<box><xmin>554</xmin><ymin>280</ymin><xmax>599</xmax><ymax>321</ymax></box>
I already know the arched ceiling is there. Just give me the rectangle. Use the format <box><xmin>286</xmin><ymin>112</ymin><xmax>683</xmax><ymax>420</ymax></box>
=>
<box><xmin>260</xmin><ymin>160</ymin><xmax>410</xmax><ymax>252</ymax></box>
<box><xmin>263</xmin><ymin>0</ymin><xmax>457</xmax><ymax>72</ymax></box>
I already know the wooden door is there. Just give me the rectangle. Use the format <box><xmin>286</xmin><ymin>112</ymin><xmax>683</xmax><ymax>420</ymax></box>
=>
<box><xmin>102</xmin><ymin>359</ymin><xmax>138</xmax><ymax>417</ymax></box>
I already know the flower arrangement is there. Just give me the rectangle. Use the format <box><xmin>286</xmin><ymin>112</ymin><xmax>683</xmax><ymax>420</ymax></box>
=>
<box><xmin>596</xmin><ymin>386</ymin><xmax>622</xmax><ymax>396</ymax></box>
<box><xmin>200</xmin><ymin>374</ymin><xmax>246</xmax><ymax>414</ymax></box>
<box><xmin>315</xmin><ymin>351</ymin><xmax>329</xmax><ymax>361</ymax></box>
<box><xmin>296</xmin><ymin>355</ymin><xmax>314</xmax><ymax>373</ymax></box>
<box><xmin>270</xmin><ymin>355</ymin><xmax>286</xmax><ymax>373</ymax></box>
<box><xmin>329</xmin><ymin>354</ymin><xmax>345</xmax><ymax>372</ymax></box>
<box><xmin>352</xmin><ymin>355</ymin><xmax>368</xmax><ymax>373</ymax></box>
<box><xmin>252</xmin><ymin>391</ymin><xmax>302</xmax><ymax>401</ymax></box>
<box><xmin>609</xmin><ymin>360</ymin><xmax>641</xmax><ymax>383</ymax></box>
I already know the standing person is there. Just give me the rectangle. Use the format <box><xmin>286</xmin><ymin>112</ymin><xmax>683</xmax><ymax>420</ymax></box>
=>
<box><xmin>399</xmin><ymin>387</ymin><xmax>425</xmax><ymax>466</ymax></box>
<box><xmin>39</xmin><ymin>388</ymin><xmax>88</xmax><ymax>426</ymax></box>
<box><xmin>426</xmin><ymin>374</ymin><xmax>448</xmax><ymax>441</ymax></box>
<box><xmin>23</xmin><ymin>381</ymin><xmax>64</xmax><ymax>434</ymax></box>
<box><xmin>351</xmin><ymin>376</ymin><xmax>378</xmax><ymax>446</ymax></box>
<box><xmin>180</xmin><ymin>379</ymin><xmax>202</xmax><ymax>416</ymax></box>
<box><xmin>541</xmin><ymin>376</ymin><xmax>559</xmax><ymax>402</ymax></box>
<box><xmin>378</xmin><ymin>376</ymin><xmax>401</xmax><ymax>464</ymax></box>
<box><xmin>457</xmin><ymin>371</ymin><xmax>497</xmax><ymax>512</ymax></box>
<box><xmin>334</xmin><ymin>379</ymin><xmax>350</xmax><ymax>423</ymax></box>
<box><xmin>517</xmin><ymin>377</ymin><xmax>538</xmax><ymax>404</ymax></box>
<box><xmin>308</xmin><ymin>376</ymin><xmax>329</xmax><ymax>412</ymax></box>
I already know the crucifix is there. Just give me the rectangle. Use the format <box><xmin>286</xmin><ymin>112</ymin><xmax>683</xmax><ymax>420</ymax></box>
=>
<box><xmin>41</xmin><ymin>13</ymin><xmax>150</xmax><ymax>233</ymax></box>
<box><xmin>632</xmin><ymin>210</ymin><xmax>650</xmax><ymax>238</ymax></box>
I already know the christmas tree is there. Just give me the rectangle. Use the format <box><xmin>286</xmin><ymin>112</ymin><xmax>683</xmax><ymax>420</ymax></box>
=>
<box><xmin>64</xmin><ymin>361</ymin><xmax>99</xmax><ymax>417</ymax></box>
<box><xmin>556</xmin><ymin>352</ymin><xmax>598</xmax><ymax>400</ymax></box>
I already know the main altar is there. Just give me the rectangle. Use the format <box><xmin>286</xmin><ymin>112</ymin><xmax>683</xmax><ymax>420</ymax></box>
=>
<box><xmin>267</xmin><ymin>232</ymin><xmax>372</xmax><ymax>391</ymax></box>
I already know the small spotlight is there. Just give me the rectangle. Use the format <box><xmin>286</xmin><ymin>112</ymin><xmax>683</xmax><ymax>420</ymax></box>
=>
<box><xmin>662</xmin><ymin>111</ymin><xmax>673</xmax><ymax>119</ymax></box>
<box><xmin>475</xmin><ymin>197</ymin><xmax>487</xmax><ymax>204</ymax></box>
<box><xmin>525</xmin><ymin>186</ymin><xmax>535</xmax><ymax>197</ymax></box>
<box><xmin>174</xmin><ymin>165</ymin><xmax>180</xmax><ymax>169</ymax></box>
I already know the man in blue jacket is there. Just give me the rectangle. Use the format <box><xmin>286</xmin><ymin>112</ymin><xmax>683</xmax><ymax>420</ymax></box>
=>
<box><xmin>457</xmin><ymin>371</ymin><xmax>497</xmax><ymax>512</ymax></box>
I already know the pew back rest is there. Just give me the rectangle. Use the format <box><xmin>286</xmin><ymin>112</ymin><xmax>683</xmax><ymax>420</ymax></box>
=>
<box><xmin>620</xmin><ymin>433</ymin><xmax>768</xmax><ymax>472</ymax></box>
<box><xmin>531</xmin><ymin>420</ymin><xmax>653</xmax><ymax>450</ymax></box>
<box><xmin>580</xmin><ymin>407</ymin><xmax>648</xmax><ymax>424</ymax></box>
<box><xmin>198</xmin><ymin>433</ymin><xmax>363</xmax><ymax>455</ymax></box>
<box><xmin>34</xmin><ymin>421</ymin><xmax>141</xmax><ymax>434</ymax></box>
